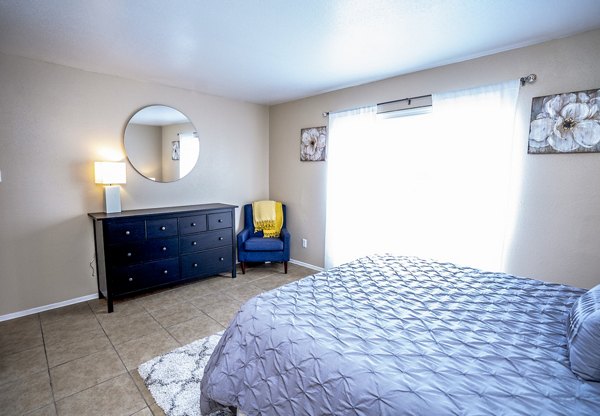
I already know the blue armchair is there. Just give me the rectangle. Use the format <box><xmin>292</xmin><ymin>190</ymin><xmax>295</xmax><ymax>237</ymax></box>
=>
<box><xmin>237</xmin><ymin>203</ymin><xmax>290</xmax><ymax>274</ymax></box>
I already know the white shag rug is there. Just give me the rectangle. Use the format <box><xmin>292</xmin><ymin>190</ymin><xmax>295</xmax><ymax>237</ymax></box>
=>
<box><xmin>138</xmin><ymin>331</ymin><xmax>231</xmax><ymax>416</ymax></box>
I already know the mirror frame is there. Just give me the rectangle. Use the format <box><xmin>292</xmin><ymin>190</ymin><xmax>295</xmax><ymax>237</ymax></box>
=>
<box><xmin>123</xmin><ymin>105</ymin><xmax>199</xmax><ymax>183</ymax></box>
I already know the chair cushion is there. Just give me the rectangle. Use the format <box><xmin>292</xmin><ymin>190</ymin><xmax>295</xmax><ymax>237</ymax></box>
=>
<box><xmin>567</xmin><ymin>284</ymin><xmax>600</xmax><ymax>381</ymax></box>
<box><xmin>244</xmin><ymin>237</ymin><xmax>284</xmax><ymax>252</ymax></box>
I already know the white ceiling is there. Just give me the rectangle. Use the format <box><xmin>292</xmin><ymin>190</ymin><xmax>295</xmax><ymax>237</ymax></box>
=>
<box><xmin>1</xmin><ymin>0</ymin><xmax>600</xmax><ymax>105</ymax></box>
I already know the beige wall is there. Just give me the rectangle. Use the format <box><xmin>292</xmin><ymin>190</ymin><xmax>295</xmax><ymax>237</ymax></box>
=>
<box><xmin>0</xmin><ymin>53</ymin><xmax>269</xmax><ymax>316</ymax></box>
<box><xmin>269</xmin><ymin>29</ymin><xmax>600</xmax><ymax>289</ymax></box>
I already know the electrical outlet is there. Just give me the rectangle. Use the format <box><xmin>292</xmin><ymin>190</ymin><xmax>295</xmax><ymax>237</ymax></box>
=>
<box><xmin>302</xmin><ymin>238</ymin><xmax>308</xmax><ymax>248</ymax></box>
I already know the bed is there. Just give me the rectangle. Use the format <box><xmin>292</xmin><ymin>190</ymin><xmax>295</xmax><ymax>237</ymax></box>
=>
<box><xmin>200</xmin><ymin>255</ymin><xmax>600</xmax><ymax>415</ymax></box>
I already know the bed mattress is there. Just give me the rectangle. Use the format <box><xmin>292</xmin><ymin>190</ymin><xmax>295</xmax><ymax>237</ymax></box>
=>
<box><xmin>200</xmin><ymin>255</ymin><xmax>600</xmax><ymax>415</ymax></box>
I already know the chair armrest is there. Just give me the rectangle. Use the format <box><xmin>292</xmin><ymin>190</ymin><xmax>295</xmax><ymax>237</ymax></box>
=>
<box><xmin>237</xmin><ymin>228</ymin><xmax>252</xmax><ymax>246</ymax></box>
<box><xmin>280</xmin><ymin>227</ymin><xmax>290</xmax><ymax>243</ymax></box>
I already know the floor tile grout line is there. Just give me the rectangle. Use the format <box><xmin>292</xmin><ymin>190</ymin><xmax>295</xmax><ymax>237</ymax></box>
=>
<box><xmin>130</xmin><ymin>367</ymin><xmax>156</xmax><ymax>409</ymax></box>
<box><xmin>21</xmin><ymin>401</ymin><xmax>57</xmax><ymax>416</ymax></box>
<box><xmin>88</xmin><ymin>300</ymin><xmax>137</xmax><ymax>402</ymax></box>
<box><xmin>51</xmin><ymin>370</ymin><xmax>131</xmax><ymax>405</ymax></box>
<box><xmin>157</xmin><ymin>301</ymin><xmax>211</xmax><ymax>335</ymax></box>
<box><xmin>42</xmin><ymin>302</ymin><xmax>104</xmax><ymax>414</ymax></box>
<box><xmin>102</xmin><ymin>301</ymin><xmax>165</xmax><ymax>408</ymax></box>
<box><xmin>22</xmin><ymin>312</ymin><xmax>56</xmax><ymax>415</ymax></box>
<box><xmin>123</xmin><ymin>370</ymin><xmax>153</xmax><ymax>415</ymax></box>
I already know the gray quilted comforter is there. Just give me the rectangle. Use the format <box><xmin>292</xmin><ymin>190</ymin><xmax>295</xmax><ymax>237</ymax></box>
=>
<box><xmin>200</xmin><ymin>255</ymin><xmax>600</xmax><ymax>415</ymax></box>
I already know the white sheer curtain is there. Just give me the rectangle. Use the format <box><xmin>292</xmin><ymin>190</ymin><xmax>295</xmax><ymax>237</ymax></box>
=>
<box><xmin>324</xmin><ymin>106</ymin><xmax>377</xmax><ymax>268</ymax></box>
<box><xmin>324</xmin><ymin>80</ymin><xmax>520</xmax><ymax>271</ymax></box>
<box><xmin>429</xmin><ymin>80</ymin><xmax>520</xmax><ymax>270</ymax></box>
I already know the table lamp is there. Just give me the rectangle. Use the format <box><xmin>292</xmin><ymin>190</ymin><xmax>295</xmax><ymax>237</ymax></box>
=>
<box><xmin>95</xmin><ymin>161</ymin><xmax>126</xmax><ymax>213</ymax></box>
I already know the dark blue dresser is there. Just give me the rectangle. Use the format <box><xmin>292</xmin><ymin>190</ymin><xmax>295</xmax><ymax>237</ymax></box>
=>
<box><xmin>88</xmin><ymin>203</ymin><xmax>237</xmax><ymax>312</ymax></box>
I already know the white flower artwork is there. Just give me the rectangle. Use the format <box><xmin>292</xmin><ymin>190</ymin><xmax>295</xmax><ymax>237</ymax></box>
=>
<box><xmin>300</xmin><ymin>126</ymin><xmax>327</xmax><ymax>161</ymax></box>
<box><xmin>528</xmin><ymin>88</ymin><xmax>600</xmax><ymax>154</ymax></box>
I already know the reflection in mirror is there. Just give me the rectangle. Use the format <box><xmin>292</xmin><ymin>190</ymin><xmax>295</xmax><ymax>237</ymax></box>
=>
<box><xmin>124</xmin><ymin>105</ymin><xmax>200</xmax><ymax>182</ymax></box>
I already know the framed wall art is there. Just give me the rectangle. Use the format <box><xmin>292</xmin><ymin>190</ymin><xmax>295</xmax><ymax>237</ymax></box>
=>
<box><xmin>528</xmin><ymin>88</ymin><xmax>600</xmax><ymax>154</ymax></box>
<box><xmin>300</xmin><ymin>126</ymin><xmax>327</xmax><ymax>161</ymax></box>
<box><xmin>171</xmin><ymin>140</ymin><xmax>180</xmax><ymax>160</ymax></box>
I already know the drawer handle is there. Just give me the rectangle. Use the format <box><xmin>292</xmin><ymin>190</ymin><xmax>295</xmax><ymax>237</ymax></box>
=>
<box><xmin>163</xmin><ymin>270</ymin><xmax>168</xmax><ymax>275</ymax></box>
<box><xmin>128</xmin><ymin>277</ymin><xmax>133</xmax><ymax>282</ymax></box>
<box><xmin>191</xmin><ymin>222</ymin><xmax>196</xmax><ymax>227</ymax></box>
<box><xmin>125</xmin><ymin>230</ymin><xmax>130</xmax><ymax>236</ymax></box>
<box><xmin>218</xmin><ymin>237</ymin><xmax>224</xmax><ymax>241</ymax></box>
<box><xmin>192</xmin><ymin>241</ymin><xmax>197</xmax><ymax>246</ymax></box>
<box><xmin>193</xmin><ymin>263</ymin><xmax>198</xmax><ymax>268</ymax></box>
<box><xmin>162</xmin><ymin>246</ymin><xmax>167</xmax><ymax>251</ymax></box>
<box><xmin>160</xmin><ymin>226</ymin><xmax>166</xmax><ymax>231</ymax></box>
<box><xmin>218</xmin><ymin>219</ymin><xmax>223</xmax><ymax>223</ymax></box>
<box><xmin>127</xmin><ymin>252</ymin><xmax>132</xmax><ymax>257</ymax></box>
<box><xmin>219</xmin><ymin>257</ymin><xmax>224</xmax><ymax>261</ymax></box>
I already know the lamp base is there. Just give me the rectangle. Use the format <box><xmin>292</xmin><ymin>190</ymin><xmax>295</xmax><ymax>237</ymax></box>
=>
<box><xmin>103</xmin><ymin>185</ymin><xmax>122</xmax><ymax>213</ymax></box>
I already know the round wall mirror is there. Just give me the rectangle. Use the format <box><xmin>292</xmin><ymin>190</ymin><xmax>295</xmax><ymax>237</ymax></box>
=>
<box><xmin>124</xmin><ymin>105</ymin><xmax>199</xmax><ymax>182</ymax></box>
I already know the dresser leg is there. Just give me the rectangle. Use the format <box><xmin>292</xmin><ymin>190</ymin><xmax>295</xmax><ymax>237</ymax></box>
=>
<box><xmin>107</xmin><ymin>298</ymin><xmax>114</xmax><ymax>313</ymax></box>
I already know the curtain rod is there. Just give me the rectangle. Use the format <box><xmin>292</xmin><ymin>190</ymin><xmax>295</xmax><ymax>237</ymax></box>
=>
<box><xmin>377</xmin><ymin>94</ymin><xmax>431</xmax><ymax>107</ymax></box>
<box><xmin>520</xmin><ymin>73</ymin><xmax>537</xmax><ymax>86</ymax></box>
<box><xmin>322</xmin><ymin>73</ymin><xmax>538</xmax><ymax>117</ymax></box>
<box><xmin>321</xmin><ymin>95</ymin><xmax>430</xmax><ymax>117</ymax></box>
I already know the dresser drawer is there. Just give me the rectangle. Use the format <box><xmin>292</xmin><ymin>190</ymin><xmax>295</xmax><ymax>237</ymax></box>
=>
<box><xmin>145</xmin><ymin>237</ymin><xmax>179</xmax><ymax>260</ymax></box>
<box><xmin>113</xmin><ymin>258</ymin><xmax>179</xmax><ymax>294</ymax></box>
<box><xmin>208</xmin><ymin>212</ymin><xmax>231</xmax><ymax>230</ymax></box>
<box><xmin>145</xmin><ymin>257</ymin><xmax>180</xmax><ymax>282</ymax></box>
<box><xmin>181</xmin><ymin>247</ymin><xmax>232</xmax><ymax>278</ymax></box>
<box><xmin>107</xmin><ymin>242</ymin><xmax>145</xmax><ymax>265</ymax></box>
<box><xmin>179</xmin><ymin>215</ymin><xmax>207</xmax><ymax>235</ymax></box>
<box><xmin>146</xmin><ymin>218</ymin><xmax>178</xmax><ymax>239</ymax></box>
<box><xmin>179</xmin><ymin>229</ymin><xmax>232</xmax><ymax>254</ymax></box>
<box><xmin>105</xmin><ymin>221</ymin><xmax>145</xmax><ymax>242</ymax></box>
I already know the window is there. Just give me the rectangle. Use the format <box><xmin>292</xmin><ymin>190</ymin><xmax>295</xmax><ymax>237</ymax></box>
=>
<box><xmin>178</xmin><ymin>132</ymin><xmax>200</xmax><ymax>178</ymax></box>
<box><xmin>325</xmin><ymin>81</ymin><xmax>520</xmax><ymax>272</ymax></box>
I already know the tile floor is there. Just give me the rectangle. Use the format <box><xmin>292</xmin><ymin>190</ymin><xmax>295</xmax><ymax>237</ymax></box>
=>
<box><xmin>0</xmin><ymin>262</ymin><xmax>315</xmax><ymax>416</ymax></box>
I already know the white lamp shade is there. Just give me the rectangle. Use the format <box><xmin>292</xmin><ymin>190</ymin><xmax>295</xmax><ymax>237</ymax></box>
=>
<box><xmin>95</xmin><ymin>162</ymin><xmax>126</xmax><ymax>185</ymax></box>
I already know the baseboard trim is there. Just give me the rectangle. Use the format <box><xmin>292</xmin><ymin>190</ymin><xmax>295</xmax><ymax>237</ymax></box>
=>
<box><xmin>0</xmin><ymin>293</ymin><xmax>99</xmax><ymax>322</ymax></box>
<box><xmin>290</xmin><ymin>258</ymin><xmax>324</xmax><ymax>272</ymax></box>
<box><xmin>1</xmin><ymin>261</ymin><xmax>323</xmax><ymax>322</ymax></box>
